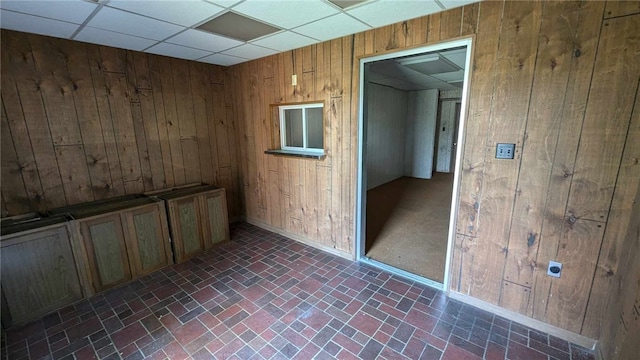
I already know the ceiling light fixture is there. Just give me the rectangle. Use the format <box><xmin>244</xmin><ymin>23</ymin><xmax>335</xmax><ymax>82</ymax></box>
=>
<box><xmin>397</xmin><ymin>54</ymin><xmax>461</xmax><ymax>75</ymax></box>
<box><xmin>197</xmin><ymin>12</ymin><xmax>281</xmax><ymax>42</ymax></box>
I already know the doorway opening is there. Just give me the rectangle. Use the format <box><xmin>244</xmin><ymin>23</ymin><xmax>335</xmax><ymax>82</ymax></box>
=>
<box><xmin>356</xmin><ymin>39</ymin><xmax>473</xmax><ymax>290</ymax></box>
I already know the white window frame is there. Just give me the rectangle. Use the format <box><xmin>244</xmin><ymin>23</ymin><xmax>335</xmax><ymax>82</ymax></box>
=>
<box><xmin>278</xmin><ymin>103</ymin><xmax>324</xmax><ymax>155</ymax></box>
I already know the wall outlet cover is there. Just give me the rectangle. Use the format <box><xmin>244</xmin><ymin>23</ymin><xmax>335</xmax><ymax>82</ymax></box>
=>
<box><xmin>547</xmin><ymin>261</ymin><xmax>562</xmax><ymax>278</ymax></box>
<box><xmin>496</xmin><ymin>143</ymin><xmax>515</xmax><ymax>159</ymax></box>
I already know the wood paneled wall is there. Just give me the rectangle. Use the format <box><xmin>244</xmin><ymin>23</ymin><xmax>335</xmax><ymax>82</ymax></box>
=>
<box><xmin>598</xmin><ymin>177</ymin><xmax>640</xmax><ymax>359</ymax></box>
<box><xmin>0</xmin><ymin>30</ymin><xmax>240</xmax><ymax>219</ymax></box>
<box><xmin>229</xmin><ymin>0</ymin><xmax>640</xmax><ymax>339</ymax></box>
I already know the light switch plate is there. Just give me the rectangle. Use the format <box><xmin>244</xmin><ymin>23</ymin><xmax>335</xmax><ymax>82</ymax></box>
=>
<box><xmin>496</xmin><ymin>143</ymin><xmax>515</xmax><ymax>159</ymax></box>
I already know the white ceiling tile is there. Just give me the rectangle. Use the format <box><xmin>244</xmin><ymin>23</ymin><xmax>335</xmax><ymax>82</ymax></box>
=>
<box><xmin>204</xmin><ymin>0</ymin><xmax>243</xmax><ymax>8</ymax></box>
<box><xmin>222</xmin><ymin>44</ymin><xmax>278</xmax><ymax>59</ymax></box>
<box><xmin>199</xmin><ymin>53</ymin><xmax>246</xmax><ymax>66</ymax></box>
<box><xmin>0</xmin><ymin>10</ymin><xmax>79</xmax><ymax>39</ymax></box>
<box><xmin>347</xmin><ymin>0</ymin><xmax>442</xmax><ymax>28</ymax></box>
<box><xmin>75</xmin><ymin>27</ymin><xmax>157</xmax><ymax>51</ymax></box>
<box><xmin>88</xmin><ymin>7</ymin><xmax>184</xmax><ymax>41</ymax></box>
<box><xmin>146</xmin><ymin>42</ymin><xmax>212</xmax><ymax>60</ymax></box>
<box><xmin>166</xmin><ymin>29</ymin><xmax>244</xmax><ymax>52</ymax></box>
<box><xmin>251</xmin><ymin>31</ymin><xmax>317</xmax><ymax>51</ymax></box>
<box><xmin>438</xmin><ymin>0</ymin><xmax>476</xmax><ymax>9</ymax></box>
<box><xmin>107</xmin><ymin>0</ymin><xmax>224</xmax><ymax>27</ymax></box>
<box><xmin>430</xmin><ymin>70</ymin><xmax>464</xmax><ymax>82</ymax></box>
<box><xmin>294</xmin><ymin>13</ymin><xmax>370</xmax><ymax>41</ymax></box>
<box><xmin>232</xmin><ymin>0</ymin><xmax>339</xmax><ymax>29</ymax></box>
<box><xmin>0</xmin><ymin>0</ymin><xmax>97</xmax><ymax>24</ymax></box>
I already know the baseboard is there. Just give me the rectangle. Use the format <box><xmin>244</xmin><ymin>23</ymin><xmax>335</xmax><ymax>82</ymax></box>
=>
<box><xmin>243</xmin><ymin>216</ymin><xmax>354</xmax><ymax>261</ymax></box>
<box><xmin>449</xmin><ymin>291</ymin><xmax>598</xmax><ymax>350</ymax></box>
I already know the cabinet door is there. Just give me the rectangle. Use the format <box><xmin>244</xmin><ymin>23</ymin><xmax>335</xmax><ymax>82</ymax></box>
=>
<box><xmin>125</xmin><ymin>204</ymin><xmax>173</xmax><ymax>276</ymax></box>
<box><xmin>1</xmin><ymin>226</ymin><xmax>83</xmax><ymax>326</ymax></box>
<box><xmin>201</xmin><ymin>190</ymin><xmax>230</xmax><ymax>249</ymax></box>
<box><xmin>80</xmin><ymin>214</ymin><xmax>132</xmax><ymax>292</ymax></box>
<box><xmin>170</xmin><ymin>197</ymin><xmax>204</xmax><ymax>263</ymax></box>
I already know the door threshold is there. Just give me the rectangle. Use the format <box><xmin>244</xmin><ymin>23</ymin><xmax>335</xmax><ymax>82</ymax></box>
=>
<box><xmin>359</xmin><ymin>256</ymin><xmax>444</xmax><ymax>291</ymax></box>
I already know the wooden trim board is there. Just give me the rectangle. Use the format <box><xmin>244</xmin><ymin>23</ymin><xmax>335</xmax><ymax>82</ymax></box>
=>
<box><xmin>243</xmin><ymin>216</ymin><xmax>353</xmax><ymax>261</ymax></box>
<box><xmin>449</xmin><ymin>291</ymin><xmax>597</xmax><ymax>350</ymax></box>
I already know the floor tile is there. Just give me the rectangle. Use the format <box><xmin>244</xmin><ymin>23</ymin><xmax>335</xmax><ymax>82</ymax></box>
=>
<box><xmin>2</xmin><ymin>222</ymin><xmax>596</xmax><ymax>360</ymax></box>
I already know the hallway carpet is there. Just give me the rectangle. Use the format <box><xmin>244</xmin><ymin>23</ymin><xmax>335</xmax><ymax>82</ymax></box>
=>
<box><xmin>366</xmin><ymin>174</ymin><xmax>453</xmax><ymax>283</ymax></box>
<box><xmin>2</xmin><ymin>223</ymin><xmax>595</xmax><ymax>360</ymax></box>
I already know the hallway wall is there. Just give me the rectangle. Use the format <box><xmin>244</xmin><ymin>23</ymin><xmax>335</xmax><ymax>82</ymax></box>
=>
<box><xmin>366</xmin><ymin>83</ymin><xmax>408</xmax><ymax>189</ymax></box>
<box><xmin>404</xmin><ymin>89</ymin><xmax>438</xmax><ymax>179</ymax></box>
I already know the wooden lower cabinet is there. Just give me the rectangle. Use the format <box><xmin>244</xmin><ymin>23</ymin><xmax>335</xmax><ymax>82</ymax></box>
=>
<box><xmin>125</xmin><ymin>203</ymin><xmax>173</xmax><ymax>276</ymax></box>
<box><xmin>1</xmin><ymin>216</ymin><xmax>85</xmax><ymax>327</ymax></box>
<box><xmin>201</xmin><ymin>189</ymin><xmax>230</xmax><ymax>249</ymax></box>
<box><xmin>79</xmin><ymin>214</ymin><xmax>132</xmax><ymax>292</ymax></box>
<box><xmin>148</xmin><ymin>185</ymin><xmax>230</xmax><ymax>263</ymax></box>
<box><xmin>65</xmin><ymin>198</ymin><xmax>172</xmax><ymax>294</ymax></box>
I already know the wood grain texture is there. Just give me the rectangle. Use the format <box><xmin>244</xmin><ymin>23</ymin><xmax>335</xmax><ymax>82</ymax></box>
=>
<box><xmin>604</xmin><ymin>0</ymin><xmax>640</xmax><ymax>19</ymax></box>
<box><xmin>206</xmin><ymin>194</ymin><xmax>228</xmax><ymax>245</ymax></box>
<box><xmin>503</xmin><ymin>0</ymin><xmax>582</xmax><ymax>291</ymax></box>
<box><xmin>178</xmin><ymin>201</ymin><xmax>201</xmax><ymax>256</ymax></box>
<box><xmin>1</xmin><ymin>225</ymin><xmax>83</xmax><ymax>326</ymax></box>
<box><xmin>566</xmin><ymin>14</ymin><xmax>639</xmax><ymax>222</ymax></box>
<box><xmin>530</xmin><ymin>0</ymin><xmax>605</xmax><ymax>325</ymax></box>
<box><xmin>229</xmin><ymin>1</ymin><xmax>639</xmax><ymax>340</ymax></box>
<box><xmin>597</xmin><ymin>177</ymin><xmax>640</xmax><ymax>359</ymax></box>
<box><xmin>125</xmin><ymin>203</ymin><xmax>172</xmax><ymax>276</ymax></box>
<box><xmin>81</xmin><ymin>215</ymin><xmax>131</xmax><ymax>292</ymax></box>
<box><xmin>1</xmin><ymin>30</ymin><xmax>240</xmax><ymax>218</ymax></box>
<box><xmin>581</xmin><ymin>15</ymin><xmax>640</xmax><ymax>339</ymax></box>
<box><xmin>455</xmin><ymin>0</ymin><xmax>503</xmax><ymax>237</ymax></box>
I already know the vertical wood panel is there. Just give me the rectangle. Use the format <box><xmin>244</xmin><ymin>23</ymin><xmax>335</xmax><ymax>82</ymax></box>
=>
<box><xmin>55</xmin><ymin>144</ymin><xmax>94</xmax><ymax>204</ymax></box>
<box><xmin>190</xmin><ymin>62</ymin><xmax>214</xmax><ymax>185</ymax></box>
<box><xmin>28</xmin><ymin>35</ymin><xmax>83</xmax><ymax>147</ymax></box>
<box><xmin>147</xmin><ymin>55</ymin><xmax>175</xmax><ymax>188</ymax></box>
<box><xmin>61</xmin><ymin>40</ymin><xmax>115</xmax><ymax>200</ymax></box>
<box><xmin>456</xmin><ymin>0</ymin><xmax>503</xmax><ymax>237</ymax></box>
<box><xmin>104</xmin><ymin>72</ymin><xmax>142</xmax><ymax>188</ymax></box>
<box><xmin>503</xmin><ymin>1</ymin><xmax>582</xmax><ymax>293</ymax></box>
<box><xmin>580</xmin><ymin>14</ymin><xmax>640</xmax><ymax>338</ymax></box>
<box><xmin>566</xmin><ymin>15</ymin><xmax>640</xmax><ymax>222</ymax></box>
<box><xmin>0</xmin><ymin>36</ymin><xmax>46</xmax><ymax>211</ymax></box>
<box><xmin>7</xmin><ymin>32</ymin><xmax>67</xmax><ymax>209</ymax></box>
<box><xmin>530</xmin><ymin>0</ymin><xmax>605</xmax><ymax>323</ymax></box>
<box><xmin>1</xmin><ymin>30</ymin><xmax>240</xmax><ymax>216</ymax></box>
<box><xmin>1</xmin><ymin>103</ymin><xmax>31</xmax><ymax>214</ymax></box>
<box><xmin>130</xmin><ymin>102</ymin><xmax>153</xmax><ymax>190</ymax></box>
<box><xmin>86</xmin><ymin>45</ymin><xmax>127</xmax><ymax>197</ymax></box>
<box><xmin>157</xmin><ymin>57</ymin><xmax>186</xmax><ymax>185</ymax></box>
<box><xmin>604</xmin><ymin>0</ymin><xmax>640</xmax><ymax>19</ymax></box>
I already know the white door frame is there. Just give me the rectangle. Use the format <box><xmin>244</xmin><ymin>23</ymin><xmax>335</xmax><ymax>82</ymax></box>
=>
<box><xmin>355</xmin><ymin>37</ymin><xmax>474</xmax><ymax>292</ymax></box>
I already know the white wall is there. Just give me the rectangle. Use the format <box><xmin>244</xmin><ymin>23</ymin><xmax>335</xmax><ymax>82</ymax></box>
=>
<box><xmin>405</xmin><ymin>89</ymin><xmax>439</xmax><ymax>179</ymax></box>
<box><xmin>366</xmin><ymin>83</ymin><xmax>408</xmax><ymax>189</ymax></box>
<box><xmin>436</xmin><ymin>90</ymin><xmax>462</xmax><ymax>173</ymax></box>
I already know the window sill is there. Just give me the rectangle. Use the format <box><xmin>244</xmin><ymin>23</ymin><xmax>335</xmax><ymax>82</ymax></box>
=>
<box><xmin>264</xmin><ymin>149</ymin><xmax>326</xmax><ymax>160</ymax></box>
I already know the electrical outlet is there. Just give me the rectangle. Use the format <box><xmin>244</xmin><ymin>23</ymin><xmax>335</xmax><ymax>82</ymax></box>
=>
<box><xmin>496</xmin><ymin>143</ymin><xmax>515</xmax><ymax>159</ymax></box>
<box><xmin>547</xmin><ymin>261</ymin><xmax>562</xmax><ymax>278</ymax></box>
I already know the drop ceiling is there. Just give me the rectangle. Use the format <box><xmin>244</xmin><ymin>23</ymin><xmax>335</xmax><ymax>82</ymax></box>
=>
<box><xmin>368</xmin><ymin>47</ymin><xmax>467</xmax><ymax>91</ymax></box>
<box><xmin>0</xmin><ymin>0</ymin><xmax>475</xmax><ymax>67</ymax></box>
